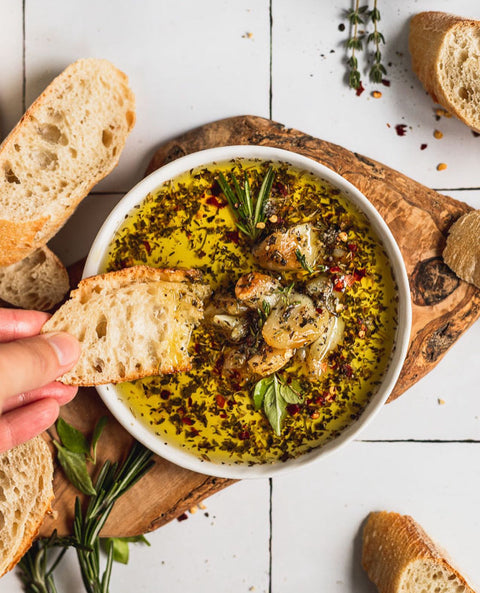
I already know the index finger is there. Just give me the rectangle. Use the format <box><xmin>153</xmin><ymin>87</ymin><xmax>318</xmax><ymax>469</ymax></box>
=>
<box><xmin>0</xmin><ymin>308</ymin><xmax>51</xmax><ymax>342</ymax></box>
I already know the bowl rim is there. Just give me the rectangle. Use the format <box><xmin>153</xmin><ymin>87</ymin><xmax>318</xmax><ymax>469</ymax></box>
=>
<box><xmin>84</xmin><ymin>144</ymin><xmax>412</xmax><ymax>479</ymax></box>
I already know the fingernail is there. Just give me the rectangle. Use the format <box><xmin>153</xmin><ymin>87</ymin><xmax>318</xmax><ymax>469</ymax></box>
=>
<box><xmin>44</xmin><ymin>333</ymin><xmax>80</xmax><ymax>367</ymax></box>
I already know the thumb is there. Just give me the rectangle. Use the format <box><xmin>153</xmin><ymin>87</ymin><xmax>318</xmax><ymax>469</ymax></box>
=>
<box><xmin>0</xmin><ymin>333</ymin><xmax>80</xmax><ymax>407</ymax></box>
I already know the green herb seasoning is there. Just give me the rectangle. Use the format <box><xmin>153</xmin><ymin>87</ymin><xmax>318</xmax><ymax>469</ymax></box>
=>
<box><xmin>104</xmin><ymin>159</ymin><xmax>398</xmax><ymax>464</ymax></box>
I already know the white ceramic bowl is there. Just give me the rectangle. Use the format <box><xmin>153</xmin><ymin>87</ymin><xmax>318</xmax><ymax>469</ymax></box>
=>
<box><xmin>84</xmin><ymin>145</ymin><xmax>411</xmax><ymax>479</ymax></box>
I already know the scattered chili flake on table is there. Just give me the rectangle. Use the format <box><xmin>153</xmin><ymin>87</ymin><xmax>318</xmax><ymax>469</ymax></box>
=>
<box><xmin>437</xmin><ymin>163</ymin><xmax>447</xmax><ymax>171</ymax></box>
<box><xmin>395</xmin><ymin>124</ymin><xmax>407</xmax><ymax>136</ymax></box>
<box><xmin>420</xmin><ymin>144</ymin><xmax>427</xmax><ymax>150</ymax></box>
<box><xmin>372</xmin><ymin>91</ymin><xmax>382</xmax><ymax>99</ymax></box>
<box><xmin>356</xmin><ymin>82</ymin><xmax>365</xmax><ymax>97</ymax></box>
<box><xmin>381</xmin><ymin>79</ymin><xmax>391</xmax><ymax>87</ymax></box>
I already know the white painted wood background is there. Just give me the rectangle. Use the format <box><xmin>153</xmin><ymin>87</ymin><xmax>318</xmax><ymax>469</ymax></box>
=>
<box><xmin>2</xmin><ymin>1</ymin><xmax>480</xmax><ymax>591</ymax></box>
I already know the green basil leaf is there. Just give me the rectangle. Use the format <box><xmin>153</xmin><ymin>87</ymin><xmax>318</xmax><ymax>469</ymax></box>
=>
<box><xmin>253</xmin><ymin>377</ymin><xmax>272</xmax><ymax>410</ymax></box>
<box><xmin>109</xmin><ymin>538</ymin><xmax>130</xmax><ymax>564</ymax></box>
<box><xmin>56</xmin><ymin>417</ymin><xmax>89</xmax><ymax>455</ymax></box>
<box><xmin>103</xmin><ymin>535</ymin><xmax>151</xmax><ymax>565</ymax></box>
<box><xmin>263</xmin><ymin>379</ymin><xmax>286</xmax><ymax>436</ymax></box>
<box><xmin>279</xmin><ymin>382</ymin><xmax>303</xmax><ymax>405</ymax></box>
<box><xmin>90</xmin><ymin>416</ymin><xmax>108</xmax><ymax>463</ymax></box>
<box><xmin>54</xmin><ymin>442</ymin><xmax>96</xmax><ymax>496</ymax></box>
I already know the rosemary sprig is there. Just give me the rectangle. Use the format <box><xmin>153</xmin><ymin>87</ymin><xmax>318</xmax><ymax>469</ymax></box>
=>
<box><xmin>367</xmin><ymin>0</ymin><xmax>387</xmax><ymax>83</ymax></box>
<box><xmin>295</xmin><ymin>248</ymin><xmax>315</xmax><ymax>274</ymax></box>
<box><xmin>74</xmin><ymin>442</ymin><xmax>154</xmax><ymax>593</ymax></box>
<box><xmin>346</xmin><ymin>0</ymin><xmax>368</xmax><ymax>89</ymax></box>
<box><xmin>17</xmin><ymin>436</ymin><xmax>154</xmax><ymax>593</ymax></box>
<box><xmin>217</xmin><ymin>166</ymin><xmax>275</xmax><ymax>241</ymax></box>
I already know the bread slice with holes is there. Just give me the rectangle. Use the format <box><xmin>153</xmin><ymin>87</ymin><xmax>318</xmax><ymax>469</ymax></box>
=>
<box><xmin>0</xmin><ymin>246</ymin><xmax>69</xmax><ymax>311</ymax></box>
<box><xmin>362</xmin><ymin>511</ymin><xmax>477</xmax><ymax>593</ymax></box>
<box><xmin>41</xmin><ymin>266</ymin><xmax>211</xmax><ymax>386</ymax></box>
<box><xmin>0</xmin><ymin>58</ymin><xmax>135</xmax><ymax>266</ymax></box>
<box><xmin>0</xmin><ymin>436</ymin><xmax>54</xmax><ymax>577</ymax></box>
<box><xmin>409</xmin><ymin>12</ymin><xmax>480</xmax><ymax>132</ymax></box>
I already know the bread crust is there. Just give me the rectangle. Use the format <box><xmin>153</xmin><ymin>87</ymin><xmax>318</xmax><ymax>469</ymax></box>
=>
<box><xmin>362</xmin><ymin>511</ymin><xmax>476</xmax><ymax>593</ymax></box>
<box><xmin>409</xmin><ymin>12</ymin><xmax>480</xmax><ymax>132</ymax></box>
<box><xmin>443</xmin><ymin>211</ymin><xmax>480</xmax><ymax>288</ymax></box>
<box><xmin>0</xmin><ymin>435</ymin><xmax>54</xmax><ymax>577</ymax></box>
<box><xmin>42</xmin><ymin>266</ymin><xmax>211</xmax><ymax>386</ymax></box>
<box><xmin>0</xmin><ymin>58</ymin><xmax>135</xmax><ymax>266</ymax></box>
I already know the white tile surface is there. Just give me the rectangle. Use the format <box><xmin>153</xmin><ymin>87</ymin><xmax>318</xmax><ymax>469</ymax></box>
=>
<box><xmin>0</xmin><ymin>2</ymin><xmax>23</xmax><ymax>138</ymax></box>
<box><xmin>25</xmin><ymin>0</ymin><xmax>271</xmax><ymax>192</ymax></box>
<box><xmin>272</xmin><ymin>442</ymin><xmax>480</xmax><ymax>593</ymax></box>
<box><xmin>272</xmin><ymin>0</ymin><xmax>480</xmax><ymax>189</ymax></box>
<box><xmin>3</xmin><ymin>1</ymin><xmax>480</xmax><ymax>592</ymax></box>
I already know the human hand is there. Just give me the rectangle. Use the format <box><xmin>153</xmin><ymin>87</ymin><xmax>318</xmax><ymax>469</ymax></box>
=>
<box><xmin>0</xmin><ymin>308</ymin><xmax>81</xmax><ymax>452</ymax></box>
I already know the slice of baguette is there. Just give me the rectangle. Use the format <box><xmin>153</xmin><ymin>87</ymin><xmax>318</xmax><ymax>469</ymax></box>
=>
<box><xmin>409</xmin><ymin>12</ymin><xmax>480</xmax><ymax>132</ymax></box>
<box><xmin>0</xmin><ymin>58</ymin><xmax>135</xmax><ymax>266</ymax></box>
<box><xmin>41</xmin><ymin>266</ymin><xmax>211</xmax><ymax>386</ymax></box>
<box><xmin>362</xmin><ymin>511</ymin><xmax>477</xmax><ymax>593</ymax></box>
<box><xmin>0</xmin><ymin>246</ymin><xmax>69</xmax><ymax>311</ymax></box>
<box><xmin>0</xmin><ymin>436</ymin><xmax>54</xmax><ymax>577</ymax></box>
<box><xmin>443</xmin><ymin>210</ymin><xmax>480</xmax><ymax>288</ymax></box>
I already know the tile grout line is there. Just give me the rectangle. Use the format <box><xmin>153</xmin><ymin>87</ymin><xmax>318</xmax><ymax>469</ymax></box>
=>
<box><xmin>22</xmin><ymin>0</ymin><xmax>26</xmax><ymax>112</ymax></box>
<box><xmin>433</xmin><ymin>187</ymin><xmax>480</xmax><ymax>192</ymax></box>
<box><xmin>268</xmin><ymin>477</ymin><xmax>273</xmax><ymax>593</ymax></box>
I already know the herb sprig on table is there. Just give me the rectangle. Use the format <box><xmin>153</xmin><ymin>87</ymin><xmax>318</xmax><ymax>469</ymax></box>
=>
<box><xmin>217</xmin><ymin>166</ymin><xmax>275</xmax><ymax>241</ymax></box>
<box><xmin>18</xmin><ymin>419</ymin><xmax>154</xmax><ymax>593</ymax></box>
<box><xmin>344</xmin><ymin>0</ymin><xmax>388</xmax><ymax>90</ymax></box>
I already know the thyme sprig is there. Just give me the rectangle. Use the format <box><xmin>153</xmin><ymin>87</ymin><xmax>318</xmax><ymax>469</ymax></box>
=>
<box><xmin>217</xmin><ymin>166</ymin><xmax>275</xmax><ymax>241</ymax></box>
<box><xmin>367</xmin><ymin>0</ymin><xmax>386</xmax><ymax>83</ymax></box>
<box><xmin>346</xmin><ymin>0</ymin><xmax>368</xmax><ymax>89</ymax></box>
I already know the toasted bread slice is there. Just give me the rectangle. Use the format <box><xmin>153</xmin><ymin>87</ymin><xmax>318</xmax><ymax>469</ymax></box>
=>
<box><xmin>0</xmin><ymin>58</ymin><xmax>135</xmax><ymax>266</ymax></box>
<box><xmin>0</xmin><ymin>436</ymin><xmax>54</xmax><ymax>577</ymax></box>
<box><xmin>362</xmin><ymin>511</ymin><xmax>476</xmax><ymax>593</ymax></box>
<box><xmin>409</xmin><ymin>12</ymin><xmax>480</xmax><ymax>132</ymax></box>
<box><xmin>443</xmin><ymin>210</ymin><xmax>480</xmax><ymax>288</ymax></box>
<box><xmin>0</xmin><ymin>247</ymin><xmax>69</xmax><ymax>311</ymax></box>
<box><xmin>41</xmin><ymin>266</ymin><xmax>211</xmax><ymax>386</ymax></box>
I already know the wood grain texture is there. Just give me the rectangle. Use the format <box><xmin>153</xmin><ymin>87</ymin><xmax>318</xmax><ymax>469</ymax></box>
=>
<box><xmin>40</xmin><ymin>115</ymin><xmax>480</xmax><ymax>538</ymax></box>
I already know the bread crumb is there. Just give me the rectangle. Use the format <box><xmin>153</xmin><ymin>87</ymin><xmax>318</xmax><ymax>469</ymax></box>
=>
<box><xmin>437</xmin><ymin>163</ymin><xmax>447</xmax><ymax>171</ymax></box>
<box><xmin>198</xmin><ymin>502</ymin><xmax>207</xmax><ymax>510</ymax></box>
<box><xmin>438</xmin><ymin>398</ymin><xmax>446</xmax><ymax>405</ymax></box>
<box><xmin>372</xmin><ymin>91</ymin><xmax>382</xmax><ymax>99</ymax></box>
<box><xmin>189</xmin><ymin>505</ymin><xmax>198</xmax><ymax>514</ymax></box>
<box><xmin>434</xmin><ymin>130</ymin><xmax>443</xmax><ymax>139</ymax></box>
<box><xmin>242</xmin><ymin>32</ymin><xmax>254</xmax><ymax>39</ymax></box>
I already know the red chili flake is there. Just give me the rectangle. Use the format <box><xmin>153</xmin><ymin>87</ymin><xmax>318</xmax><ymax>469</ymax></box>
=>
<box><xmin>188</xmin><ymin>428</ymin><xmax>199</xmax><ymax>437</ymax></box>
<box><xmin>343</xmin><ymin>364</ymin><xmax>354</xmax><ymax>378</ymax></box>
<box><xmin>211</xmin><ymin>180</ymin><xmax>222</xmax><ymax>196</ymax></box>
<box><xmin>347</xmin><ymin>243</ymin><xmax>358</xmax><ymax>253</ymax></box>
<box><xmin>395</xmin><ymin>124</ymin><xmax>407</xmax><ymax>136</ymax></box>
<box><xmin>329</xmin><ymin>265</ymin><xmax>341</xmax><ymax>273</ymax></box>
<box><xmin>225</xmin><ymin>230</ymin><xmax>240</xmax><ymax>244</ymax></box>
<box><xmin>206</xmin><ymin>195</ymin><xmax>226</xmax><ymax>209</ymax></box>
<box><xmin>219</xmin><ymin>410</ymin><xmax>227</xmax><ymax>419</ymax></box>
<box><xmin>187</xmin><ymin>396</ymin><xmax>193</xmax><ymax>407</ymax></box>
<box><xmin>287</xmin><ymin>403</ymin><xmax>300</xmax><ymax>416</ymax></box>
<box><xmin>316</xmin><ymin>307</ymin><xmax>323</xmax><ymax>314</ymax></box>
<box><xmin>314</xmin><ymin>394</ymin><xmax>326</xmax><ymax>405</ymax></box>
<box><xmin>194</xmin><ymin>343</ymin><xmax>201</xmax><ymax>354</ymax></box>
<box><xmin>177</xmin><ymin>513</ymin><xmax>189</xmax><ymax>522</ymax></box>
<box><xmin>142</xmin><ymin>240</ymin><xmax>152</xmax><ymax>255</ymax></box>
<box><xmin>381</xmin><ymin>79</ymin><xmax>391</xmax><ymax>87</ymax></box>
<box><xmin>213</xmin><ymin>354</ymin><xmax>224</xmax><ymax>375</ymax></box>
<box><xmin>353</xmin><ymin>268</ymin><xmax>366</xmax><ymax>281</ymax></box>
<box><xmin>333</xmin><ymin>277</ymin><xmax>344</xmax><ymax>292</ymax></box>
<box><xmin>216</xmin><ymin>394</ymin><xmax>226</xmax><ymax>408</ymax></box>
<box><xmin>356</xmin><ymin>82</ymin><xmax>365</xmax><ymax>96</ymax></box>
<box><xmin>420</xmin><ymin>143</ymin><xmax>428</xmax><ymax>150</ymax></box>
<box><xmin>160</xmin><ymin>390</ymin><xmax>170</xmax><ymax>400</ymax></box>
<box><xmin>182</xmin><ymin>417</ymin><xmax>194</xmax><ymax>426</ymax></box>
<box><xmin>239</xmin><ymin>430</ymin><xmax>250</xmax><ymax>440</ymax></box>
<box><xmin>274</xmin><ymin>181</ymin><xmax>288</xmax><ymax>196</ymax></box>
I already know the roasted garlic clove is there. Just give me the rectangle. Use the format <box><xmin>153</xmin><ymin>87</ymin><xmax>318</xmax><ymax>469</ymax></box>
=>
<box><xmin>235</xmin><ymin>272</ymin><xmax>281</xmax><ymax>310</ymax></box>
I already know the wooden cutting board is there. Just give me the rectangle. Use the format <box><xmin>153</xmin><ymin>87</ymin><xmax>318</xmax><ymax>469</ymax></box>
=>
<box><xmin>39</xmin><ymin>115</ymin><xmax>480</xmax><ymax>538</ymax></box>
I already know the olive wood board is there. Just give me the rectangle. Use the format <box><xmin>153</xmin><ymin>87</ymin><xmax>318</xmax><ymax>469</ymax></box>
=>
<box><xmin>39</xmin><ymin>115</ymin><xmax>480</xmax><ymax>538</ymax></box>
